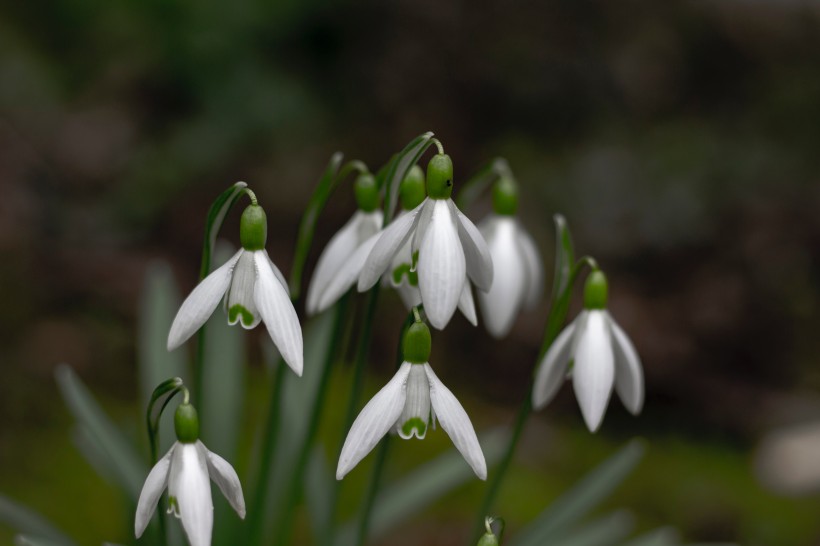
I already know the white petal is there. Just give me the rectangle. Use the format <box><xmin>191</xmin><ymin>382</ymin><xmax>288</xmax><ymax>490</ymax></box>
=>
<box><xmin>135</xmin><ymin>445</ymin><xmax>173</xmax><ymax>538</ymax></box>
<box><xmin>315</xmin><ymin>231</ymin><xmax>381</xmax><ymax>314</ymax></box>
<box><xmin>457</xmin><ymin>280</ymin><xmax>478</xmax><ymax>326</ymax></box>
<box><xmin>200</xmin><ymin>441</ymin><xmax>245</xmax><ymax>519</ymax></box>
<box><xmin>411</xmin><ymin>198</ymin><xmax>435</xmax><ymax>254</ymax></box>
<box><xmin>253</xmin><ymin>251</ymin><xmax>304</xmax><ymax>376</ymax></box>
<box><xmin>452</xmin><ymin>202</ymin><xmax>493</xmax><ymax>292</ymax></box>
<box><xmin>572</xmin><ymin>310</ymin><xmax>616</xmax><ymax>432</ymax></box>
<box><xmin>337</xmin><ymin>363</ymin><xmax>412</xmax><ymax>479</ymax></box>
<box><xmin>516</xmin><ymin>221</ymin><xmax>544</xmax><ymax>308</ymax></box>
<box><xmin>395</xmin><ymin>282</ymin><xmax>422</xmax><ymax>310</ymax></box>
<box><xmin>532</xmin><ymin>319</ymin><xmax>577</xmax><ymax>409</ymax></box>
<box><xmin>306</xmin><ymin>211</ymin><xmax>369</xmax><ymax>315</ymax></box>
<box><xmin>168</xmin><ymin>443</ymin><xmax>212</xmax><ymax>546</ymax></box>
<box><xmin>418</xmin><ymin>200</ymin><xmax>466</xmax><ymax>329</ymax></box>
<box><xmin>358</xmin><ymin>201</ymin><xmax>425</xmax><ymax>291</ymax></box>
<box><xmin>477</xmin><ymin>217</ymin><xmax>527</xmax><ymax>338</ymax></box>
<box><xmin>168</xmin><ymin>250</ymin><xmax>243</xmax><ymax>350</ymax></box>
<box><xmin>264</xmin><ymin>250</ymin><xmax>290</xmax><ymax>295</ymax></box>
<box><xmin>224</xmin><ymin>251</ymin><xmax>261</xmax><ymax>329</ymax></box>
<box><xmin>397</xmin><ymin>364</ymin><xmax>432</xmax><ymax>439</ymax></box>
<box><xmin>424</xmin><ymin>364</ymin><xmax>486</xmax><ymax>480</ymax></box>
<box><xmin>608</xmin><ymin>313</ymin><xmax>645</xmax><ymax>415</ymax></box>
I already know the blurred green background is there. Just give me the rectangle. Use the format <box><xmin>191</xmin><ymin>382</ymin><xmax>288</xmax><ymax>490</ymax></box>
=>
<box><xmin>2</xmin><ymin>0</ymin><xmax>820</xmax><ymax>544</ymax></box>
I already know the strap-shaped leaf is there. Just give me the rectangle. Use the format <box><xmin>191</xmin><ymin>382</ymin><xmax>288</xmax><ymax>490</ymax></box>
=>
<box><xmin>0</xmin><ymin>495</ymin><xmax>74</xmax><ymax>545</ymax></box>
<box><xmin>545</xmin><ymin>510</ymin><xmax>635</xmax><ymax>546</ymax></box>
<box><xmin>13</xmin><ymin>536</ymin><xmax>72</xmax><ymax>546</ymax></box>
<box><xmin>199</xmin><ymin>181</ymin><xmax>248</xmax><ymax>280</ymax></box>
<box><xmin>382</xmin><ymin>132</ymin><xmax>435</xmax><ymax>224</ymax></box>
<box><xmin>621</xmin><ymin>527</ymin><xmax>681</xmax><ymax>546</ymax></box>
<box><xmin>551</xmin><ymin>214</ymin><xmax>575</xmax><ymax>299</ymax></box>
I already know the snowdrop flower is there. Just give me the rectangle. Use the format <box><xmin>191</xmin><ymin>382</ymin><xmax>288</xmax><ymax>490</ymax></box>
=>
<box><xmin>167</xmin><ymin>203</ymin><xmax>303</xmax><ymax>375</ymax></box>
<box><xmin>358</xmin><ymin>154</ymin><xmax>493</xmax><ymax>329</ymax></box>
<box><xmin>477</xmin><ymin>178</ymin><xmax>543</xmax><ymax>338</ymax></box>
<box><xmin>306</xmin><ymin>173</ymin><xmax>383</xmax><ymax>315</ymax></box>
<box><xmin>135</xmin><ymin>403</ymin><xmax>245</xmax><ymax>546</ymax></box>
<box><xmin>337</xmin><ymin>320</ymin><xmax>486</xmax><ymax>479</ymax></box>
<box><xmin>532</xmin><ymin>271</ymin><xmax>644</xmax><ymax>432</ymax></box>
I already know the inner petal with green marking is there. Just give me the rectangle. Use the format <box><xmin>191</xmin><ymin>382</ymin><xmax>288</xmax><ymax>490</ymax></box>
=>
<box><xmin>225</xmin><ymin>251</ymin><xmax>261</xmax><ymax>329</ymax></box>
<box><xmin>397</xmin><ymin>364</ymin><xmax>432</xmax><ymax>440</ymax></box>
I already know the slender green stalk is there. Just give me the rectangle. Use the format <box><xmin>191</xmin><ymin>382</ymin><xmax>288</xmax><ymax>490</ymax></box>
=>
<box><xmin>356</xmin><ymin>434</ymin><xmax>392</xmax><ymax>546</ymax></box>
<box><xmin>273</xmin><ymin>294</ymin><xmax>351</xmax><ymax>546</ymax></box>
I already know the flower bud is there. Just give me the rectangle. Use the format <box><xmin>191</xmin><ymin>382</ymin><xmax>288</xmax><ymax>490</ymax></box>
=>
<box><xmin>583</xmin><ymin>270</ymin><xmax>608</xmax><ymax>310</ymax></box>
<box><xmin>240</xmin><ymin>204</ymin><xmax>267</xmax><ymax>251</ymax></box>
<box><xmin>491</xmin><ymin>177</ymin><xmax>518</xmax><ymax>216</ymax></box>
<box><xmin>403</xmin><ymin>321</ymin><xmax>432</xmax><ymax>364</ymax></box>
<box><xmin>174</xmin><ymin>403</ymin><xmax>200</xmax><ymax>443</ymax></box>
<box><xmin>400</xmin><ymin>165</ymin><xmax>427</xmax><ymax>210</ymax></box>
<box><xmin>426</xmin><ymin>154</ymin><xmax>454</xmax><ymax>200</ymax></box>
<box><xmin>354</xmin><ymin>173</ymin><xmax>379</xmax><ymax>212</ymax></box>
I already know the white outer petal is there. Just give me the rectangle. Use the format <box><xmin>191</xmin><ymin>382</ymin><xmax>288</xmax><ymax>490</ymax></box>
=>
<box><xmin>457</xmin><ymin>280</ymin><xmax>478</xmax><ymax>326</ymax></box>
<box><xmin>168</xmin><ymin>249</ymin><xmax>243</xmax><ymax>350</ymax></box>
<box><xmin>516</xmin><ymin>221</ymin><xmax>544</xmax><ymax>308</ymax></box>
<box><xmin>418</xmin><ymin>200</ymin><xmax>466</xmax><ymax>329</ymax></box>
<box><xmin>254</xmin><ymin>251</ymin><xmax>304</xmax><ymax>376</ymax></box>
<box><xmin>532</xmin><ymin>319</ymin><xmax>577</xmax><ymax>409</ymax></box>
<box><xmin>315</xmin><ymin>231</ymin><xmax>381</xmax><ymax>314</ymax></box>
<box><xmin>135</xmin><ymin>445</ymin><xmax>174</xmax><ymax>538</ymax></box>
<box><xmin>358</xmin><ymin>201</ymin><xmax>425</xmax><ymax>291</ymax></box>
<box><xmin>572</xmin><ymin>310</ymin><xmax>615</xmax><ymax>432</ymax></box>
<box><xmin>200</xmin><ymin>441</ymin><xmax>245</xmax><ymax>519</ymax></box>
<box><xmin>452</xmin><ymin>202</ymin><xmax>494</xmax><ymax>292</ymax></box>
<box><xmin>608</xmin><ymin>312</ymin><xmax>645</xmax><ymax>415</ymax></box>
<box><xmin>337</xmin><ymin>363</ymin><xmax>412</xmax><ymax>479</ymax></box>
<box><xmin>169</xmin><ymin>443</ymin><xmax>213</xmax><ymax>546</ymax></box>
<box><xmin>477</xmin><ymin>216</ymin><xmax>527</xmax><ymax>338</ymax></box>
<box><xmin>411</xmin><ymin>199</ymin><xmax>435</xmax><ymax>254</ymax></box>
<box><xmin>264</xmin><ymin>250</ymin><xmax>290</xmax><ymax>295</ymax></box>
<box><xmin>396</xmin><ymin>282</ymin><xmax>422</xmax><ymax>310</ymax></box>
<box><xmin>424</xmin><ymin>364</ymin><xmax>487</xmax><ymax>480</ymax></box>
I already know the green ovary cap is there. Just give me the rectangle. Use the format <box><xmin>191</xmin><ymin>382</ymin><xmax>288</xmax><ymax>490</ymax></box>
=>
<box><xmin>240</xmin><ymin>204</ymin><xmax>267</xmax><ymax>250</ymax></box>
<box><xmin>426</xmin><ymin>154</ymin><xmax>454</xmax><ymax>199</ymax></box>
<box><xmin>400</xmin><ymin>165</ymin><xmax>427</xmax><ymax>210</ymax></box>
<box><xmin>403</xmin><ymin>321</ymin><xmax>432</xmax><ymax>364</ymax></box>
<box><xmin>174</xmin><ymin>403</ymin><xmax>200</xmax><ymax>443</ymax></box>
<box><xmin>492</xmin><ymin>177</ymin><xmax>518</xmax><ymax>215</ymax></box>
<box><xmin>354</xmin><ymin>173</ymin><xmax>379</xmax><ymax>212</ymax></box>
<box><xmin>583</xmin><ymin>270</ymin><xmax>609</xmax><ymax>310</ymax></box>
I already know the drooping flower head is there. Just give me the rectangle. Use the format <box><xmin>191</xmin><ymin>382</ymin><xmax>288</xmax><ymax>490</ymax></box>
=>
<box><xmin>135</xmin><ymin>402</ymin><xmax>245</xmax><ymax>546</ymax></box>
<box><xmin>532</xmin><ymin>270</ymin><xmax>644</xmax><ymax>432</ymax></box>
<box><xmin>358</xmin><ymin>154</ymin><xmax>493</xmax><ymax>329</ymax></box>
<box><xmin>477</xmin><ymin>178</ymin><xmax>543</xmax><ymax>338</ymax></box>
<box><xmin>336</xmin><ymin>318</ymin><xmax>487</xmax><ymax>480</ymax></box>
<box><xmin>167</xmin><ymin>201</ymin><xmax>303</xmax><ymax>375</ymax></box>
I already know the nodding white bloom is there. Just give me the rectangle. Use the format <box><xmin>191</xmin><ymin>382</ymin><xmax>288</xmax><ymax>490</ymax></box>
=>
<box><xmin>358</xmin><ymin>154</ymin><xmax>493</xmax><ymax>330</ymax></box>
<box><xmin>167</xmin><ymin>203</ymin><xmax>303</xmax><ymax>376</ymax></box>
<box><xmin>533</xmin><ymin>271</ymin><xmax>644</xmax><ymax>432</ymax></box>
<box><xmin>336</xmin><ymin>321</ymin><xmax>486</xmax><ymax>480</ymax></box>
<box><xmin>306</xmin><ymin>173</ymin><xmax>383</xmax><ymax>315</ymax></box>
<box><xmin>477</xmin><ymin>178</ymin><xmax>543</xmax><ymax>338</ymax></box>
<box><xmin>136</xmin><ymin>404</ymin><xmax>245</xmax><ymax>546</ymax></box>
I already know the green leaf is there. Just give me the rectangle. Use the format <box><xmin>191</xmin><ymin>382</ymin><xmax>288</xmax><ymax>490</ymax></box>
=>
<box><xmin>13</xmin><ymin>536</ymin><xmax>71</xmax><ymax>546</ymax></box>
<box><xmin>0</xmin><ymin>495</ymin><xmax>74</xmax><ymax>545</ymax></box>
<box><xmin>549</xmin><ymin>511</ymin><xmax>635</xmax><ymax>546</ymax></box>
<box><xmin>621</xmin><ymin>527</ymin><xmax>681</xmax><ymax>546</ymax></box>
<box><xmin>200</xmin><ymin>181</ymin><xmax>249</xmax><ymax>279</ymax></box>
<box><xmin>551</xmin><ymin>213</ymin><xmax>575</xmax><ymax>300</ymax></box>
<box><xmin>511</xmin><ymin>439</ymin><xmax>646</xmax><ymax>546</ymax></box>
<box><xmin>305</xmin><ymin>446</ymin><xmax>334</xmax><ymax>539</ymax></box>
<box><xmin>382</xmin><ymin>132</ymin><xmax>435</xmax><ymax>224</ymax></box>
<box><xmin>54</xmin><ymin>365</ymin><xmax>147</xmax><ymax>500</ymax></box>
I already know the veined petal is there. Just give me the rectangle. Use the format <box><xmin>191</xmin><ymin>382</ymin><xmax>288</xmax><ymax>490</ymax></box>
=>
<box><xmin>608</xmin><ymin>313</ymin><xmax>644</xmax><ymax>415</ymax></box>
<box><xmin>225</xmin><ymin>251</ymin><xmax>261</xmax><ymax>329</ymax></box>
<box><xmin>168</xmin><ymin>443</ymin><xmax>212</xmax><ymax>546</ymax></box>
<box><xmin>397</xmin><ymin>364</ymin><xmax>432</xmax><ymax>439</ymax></box>
<box><xmin>418</xmin><ymin>200</ymin><xmax>466</xmax><ymax>329</ymax></box>
<box><xmin>452</xmin><ymin>202</ymin><xmax>493</xmax><ymax>292</ymax></box>
<box><xmin>424</xmin><ymin>364</ymin><xmax>486</xmax><ymax>480</ymax></box>
<box><xmin>477</xmin><ymin>216</ymin><xmax>527</xmax><ymax>338</ymax></box>
<box><xmin>516</xmin><ymin>221</ymin><xmax>544</xmax><ymax>308</ymax></box>
<box><xmin>532</xmin><ymin>319</ymin><xmax>577</xmax><ymax>409</ymax></box>
<box><xmin>411</xmin><ymin>198</ymin><xmax>435</xmax><ymax>254</ymax></box>
<box><xmin>358</xmin><ymin>201</ymin><xmax>425</xmax><ymax>291</ymax></box>
<box><xmin>457</xmin><ymin>280</ymin><xmax>478</xmax><ymax>326</ymax></box>
<box><xmin>395</xmin><ymin>282</ymin><xmax>422</xmax><ymax>310</ymax></box>
<box><xmin>337</xmin><ymin>363</ymin><xmax>412</xmax><ymax>479</ymax></box>
<box><xmin>572</xmin><ymin>310</ymin><xmax>615</xmax><ymax>432</ymax></box>
<box><xmin>315</xmin><ymin>231</ymin><xmax>381</xmax><ymax>314</ymax></box>
<box><xmin>135</xmin><ymin>445</ymin><xmax>174</xmax><ymax>538</ymax></box>
<box><xmin>200</xmin><ymin>441</ymin><xmax>245</xmax><ymax>519</ymax></box>
<box><xmin>254</xmin><ymin>251</ymin><xmax>304</xmax><ymax>376</ymax></box>
<box><xmin>168</xmin><ymin>249</ymin><xmax>242</xmax><ymax>350</ymax></box>
<box><xmin>264</xmin><ymin>250</ymin><xmax>290</xmax><ymax>295</ymax></box>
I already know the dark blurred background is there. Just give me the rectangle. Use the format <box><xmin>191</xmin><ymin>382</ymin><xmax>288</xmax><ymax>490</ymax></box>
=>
<box><xmin>2</xmin><ymin>0</ymin><xmax>820</xmax><ymax>544</ymax></box>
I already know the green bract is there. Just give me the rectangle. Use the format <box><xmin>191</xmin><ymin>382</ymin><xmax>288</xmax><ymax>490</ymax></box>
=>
<box><xmin>583</xmin><ymin>270</ymin><xmax>609</xmax><ymax>310</ymax></box>
<box><xmin>240</xmin><ymin>204</ymin><xmax>268</xmax><ymax>251</ymax></box>
<box><xmin>174</xmin><ymin>403</ymin><xmax>200</xmax><ymax>443</ymax></box>
<box><xmin>354</xmin><ymin>173</ymin><xmax>379</xmax><ymax>212</ymax></box>
<box><xmin>492</xmin><ymin>177</ymin><xmax>518</xmax><ymax>216</ymax></box>
<box><xmin>403</xmin><ymin>321</ymin><xmax>432</xmax><ymax>364</ymax></box>
<box><xmin>400</xmin><ymin>165</ymin><xmax>427</xmax><ymax>210</ymax></box>
<box><xmin>426</xmin><ymin>154</ymin><xmax>454</xmax><ymax>199</ymax></box>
